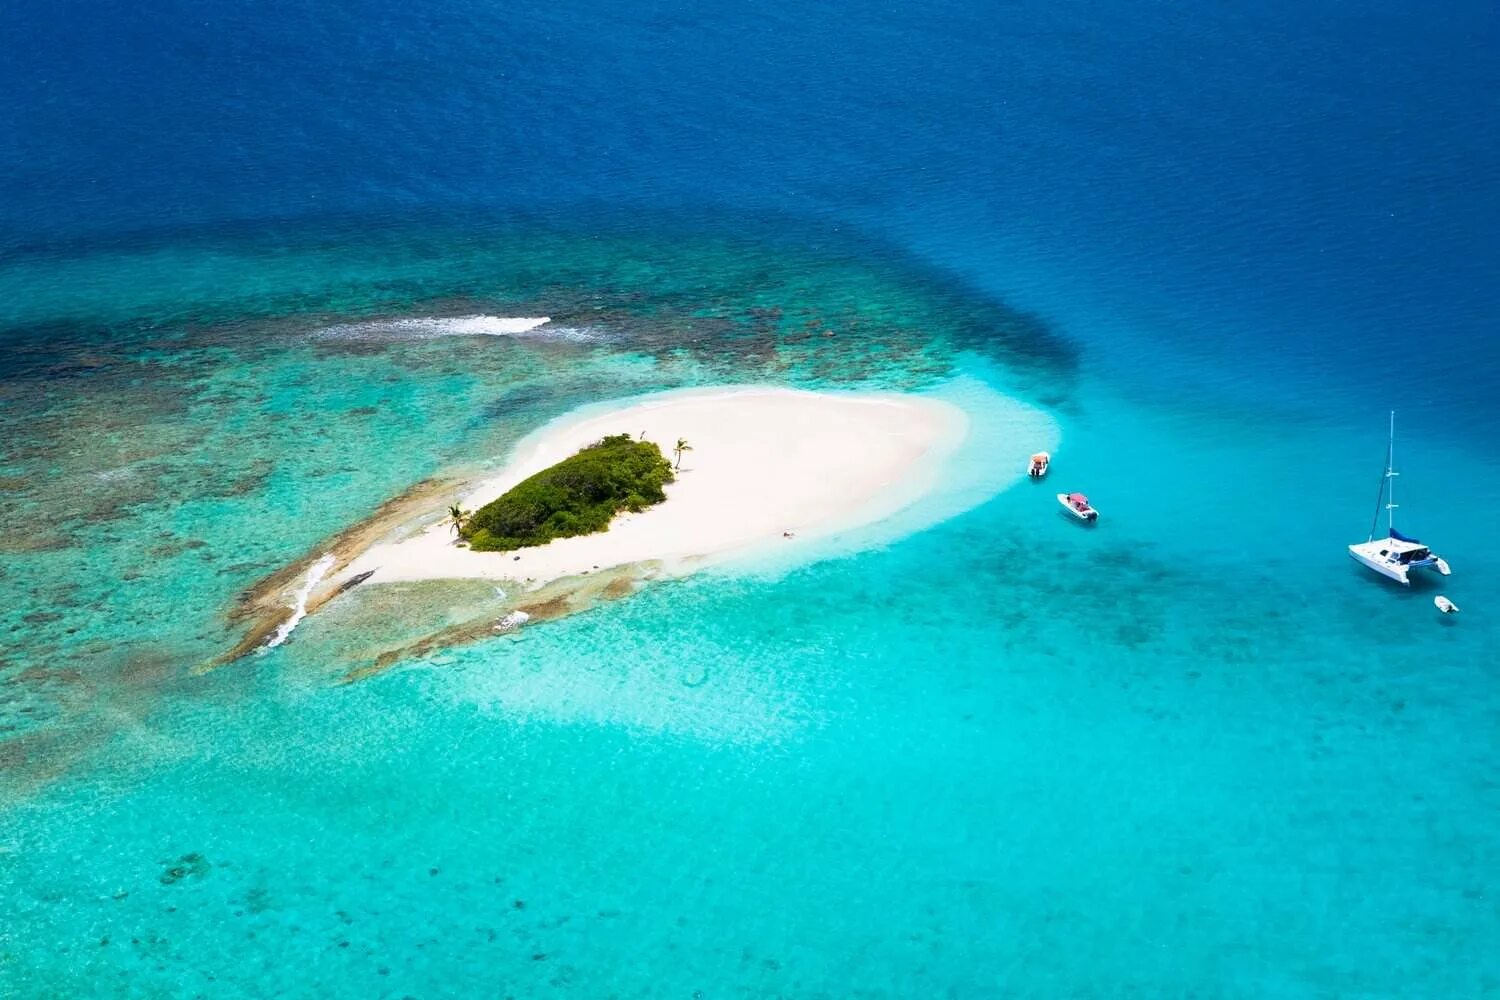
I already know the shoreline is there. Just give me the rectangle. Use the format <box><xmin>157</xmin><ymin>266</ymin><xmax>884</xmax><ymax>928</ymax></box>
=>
<box><xmin>334</xmin><ymin>385</ymin><xmax>970</xmax><ymax>589</ymax></box>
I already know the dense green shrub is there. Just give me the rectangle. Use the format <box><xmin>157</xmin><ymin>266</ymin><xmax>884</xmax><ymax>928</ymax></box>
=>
<box><xmin>463</xmin><ymin>434</ymin><xmax>674</xmax><ymax>552</ymax></box>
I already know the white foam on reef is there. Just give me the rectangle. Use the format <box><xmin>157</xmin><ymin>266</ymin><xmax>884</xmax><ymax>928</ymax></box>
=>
<box><xmin>264</xmin><ymin>553</ymin><xmax>337</xmax><ymax>650</ymax></box>
<box><xmin>494</xmin><ymin>610</ymin><xmax>531</xmax><ymax>632</ymax></box>
<box><xmin>313</xmin><ymin>315</ymin><xmax>568</xmax><ymax>341</ymax></box>
<box><xmin>528</xmin><ymin>325</ymin><xmax>605</xmax><ymax>343</ymax></box>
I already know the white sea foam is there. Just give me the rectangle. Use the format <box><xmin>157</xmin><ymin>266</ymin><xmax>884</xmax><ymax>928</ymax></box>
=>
<box><xmin>494</xmin><ymin>610</ymin><xmax>531</xmax><ymax>632</ymax></box>
<box><xmin>264</xmin><ymin>553</ymin><xmax>337</xmax><ymax>650</ymax></box>
<box><xmin>522</xmin><ymin>325</ymin><xmax>605</xmax><ymax>343</ymax></box>
<box><xmin>313</xmin><ymin>315</ymin><xmax>559</xmax><ymax>341</ymax></box>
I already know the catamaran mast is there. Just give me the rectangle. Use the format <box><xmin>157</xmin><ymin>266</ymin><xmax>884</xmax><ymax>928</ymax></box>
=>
<box><xmin>1367</xmin><ymin>409</ymin><xmax>1398</xmax><ymax>543</ymax></box>
<box><xmin>1386</xmin><ymin>410</ymin><xmax>1398</xmax><ymax>536</ymax></box>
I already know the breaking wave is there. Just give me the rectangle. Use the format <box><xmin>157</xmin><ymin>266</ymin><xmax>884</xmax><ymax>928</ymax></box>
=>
<box><xmin>311</xmin><ymin>315</ymin><xmax>592</xmax><ymax>341</ymax></box>
<box><xmin>264</xmin><ymin>553</ymin><xmax>336</xmax><ymax>650</ymax></box>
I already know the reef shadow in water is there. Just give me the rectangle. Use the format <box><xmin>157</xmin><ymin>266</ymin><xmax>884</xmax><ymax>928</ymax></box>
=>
<box><xmin>0</xmin><ymin>204</ymin><xmax>1081</xmax><ymax>399</ymax></box>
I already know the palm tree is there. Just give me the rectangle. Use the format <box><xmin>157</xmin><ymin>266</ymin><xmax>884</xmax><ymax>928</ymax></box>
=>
<box><xmin>673</xmin><ymin>437</ymin><xmax>693</xmax><ymax>470</ymax></box>
<box><xmin>447</xmin><ymin>504</ymin><xmax>469</xmax><ymax>536</ymax></box>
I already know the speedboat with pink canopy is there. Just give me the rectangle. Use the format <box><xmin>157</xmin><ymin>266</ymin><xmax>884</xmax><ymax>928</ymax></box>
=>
<box><xmin>1056</xmin><ymin>492</ymin><xmax>1098</xmax><ymax>522</ymax></box>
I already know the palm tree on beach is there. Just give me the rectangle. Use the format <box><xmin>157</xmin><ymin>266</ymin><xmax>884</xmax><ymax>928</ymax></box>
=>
<box><xmin>673</xmin><ymin>437</ymin><xmax>693</xmax><ymax>470</ymax></box>
<box><xmin>448</xmin><ymin>504</ymin><xmax>469</xmax><ymax>536</ymax></box>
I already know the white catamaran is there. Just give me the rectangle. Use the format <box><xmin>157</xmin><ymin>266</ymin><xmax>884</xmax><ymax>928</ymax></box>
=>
<box><xmin>1348</xmin><ymin>411</ymin><xmax>1451</xmax><ymax>585</ymax></box>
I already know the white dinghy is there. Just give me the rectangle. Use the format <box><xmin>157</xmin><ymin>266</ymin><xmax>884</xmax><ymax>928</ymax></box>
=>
<box><xmin>1434</xmin><ymin>596</ymin><xmax>1459</xmax><ymax>614</ymax></box>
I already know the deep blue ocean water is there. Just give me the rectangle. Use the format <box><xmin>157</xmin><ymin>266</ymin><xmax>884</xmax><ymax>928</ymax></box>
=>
<box><xmin>2</xmin><ymin>0</ymin><xmax>1497</xmax><ymax>995</ymax></box>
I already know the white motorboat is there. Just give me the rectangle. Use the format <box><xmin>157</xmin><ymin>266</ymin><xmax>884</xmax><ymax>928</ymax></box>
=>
<box><xmin>1434</xmin><ymin>596</ymin><xmax>1459</xmax><ymax>614</ymax></box>
<box><xmin>1348</xmin><ymin>411</ymin><xmax>1451</xmax><ymax>585</ymax></box>
<box><xmin>1057</xmin><ymin>492</ymin><xmax>1098</xmax><ymax>522</ymax></box>
<box><xmin>1028</xmin><ymin>451</ymin><xmax>1051</xmax><ymax>478</ymax></box>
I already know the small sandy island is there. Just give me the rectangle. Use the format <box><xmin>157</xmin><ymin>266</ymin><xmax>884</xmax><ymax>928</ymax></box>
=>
<box><xmin>336</xmin><ymin>386</ymin><xmax>968</xmax><ymax>589</ymax></box>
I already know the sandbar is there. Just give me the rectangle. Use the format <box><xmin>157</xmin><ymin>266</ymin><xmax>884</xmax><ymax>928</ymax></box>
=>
<box><xmin>335</xmin><ymin>386</ymin><xmax>969</xmax><ymax>588</ymax></box>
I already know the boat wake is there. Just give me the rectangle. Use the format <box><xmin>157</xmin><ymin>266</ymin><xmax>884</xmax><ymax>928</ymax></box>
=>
<box><xmin>264</xmin><ymin>553</ymin><xmax>337</xmax><ymax>650</ymax></box>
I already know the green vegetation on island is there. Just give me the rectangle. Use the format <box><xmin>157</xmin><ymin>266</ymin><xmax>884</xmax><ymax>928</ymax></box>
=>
<box><xmin>447</xmin><ymin>503</ymin><xmax>469</xmax><ymax>536</ymax></box>
<box><xmin>461</xmin><ymin>434</ymin><xmax>675</xmax><ymax>552</ymax></box>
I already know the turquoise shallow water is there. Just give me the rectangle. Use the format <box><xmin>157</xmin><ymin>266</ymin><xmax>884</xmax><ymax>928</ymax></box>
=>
<box><xmin>1</xmin><ymin>212</ymin><xmax>1496</xmax><ymax>994</ymax></box>
<box><xmin>3</xmin><ymin>0</ymin><xmax>1499</xmax><ymax>977</ymax></box>
<box><xmin>2</xmin><ymin>0</ymin><xmax>1500</xmax><ymax>989</ymax></box>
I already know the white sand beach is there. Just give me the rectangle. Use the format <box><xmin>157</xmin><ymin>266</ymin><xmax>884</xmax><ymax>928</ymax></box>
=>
<box><xmin>336</xmin><ymin>386</ymin><xmax>970</xmax><ymax>588</ymax></box>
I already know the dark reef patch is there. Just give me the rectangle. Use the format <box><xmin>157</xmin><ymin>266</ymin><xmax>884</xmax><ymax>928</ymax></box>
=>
<box><xmin>1</xmin><ymin>206</ymin><xmax>1080</xmax><ymax>396</ymax></box>
<box><xmin>159</xmin><ymin>852</ymin><xmax>212</xmax><ymax>885</ymax></box>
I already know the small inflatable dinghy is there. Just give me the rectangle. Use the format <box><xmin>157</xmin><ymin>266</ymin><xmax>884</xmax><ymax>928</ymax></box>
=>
<box><xmin>1434</xmin><ymin>595</ymin><xmax>1459</xmax><ymax>614</ymax></box>
<box><xmin>1057</xmin><ymin>492</ymin><xmax>1098</xmax><ymax>522</ymax></box>
<box><xmin>1028</xmin><ymin>451</ymin><xmax>1051</xmax><ymax>478</ymax></box>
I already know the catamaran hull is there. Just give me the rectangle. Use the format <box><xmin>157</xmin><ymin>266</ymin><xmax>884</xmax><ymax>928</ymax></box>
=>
<box><xmin>1349</xmin><ymin>548</ymin><xmax>1411</xmax><ymax>584</ymax></box>
<box><xmin>1347</xmin><ymin>545</ymin><xmax>1451</xmax><ymax>585</ymax></box>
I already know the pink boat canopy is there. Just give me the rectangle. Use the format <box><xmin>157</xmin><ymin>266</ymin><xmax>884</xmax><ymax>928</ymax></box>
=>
<box><xmin>1067</xmin><ymin>493</ymin><xmax>1089</xmax><ymax>505</ymax></box>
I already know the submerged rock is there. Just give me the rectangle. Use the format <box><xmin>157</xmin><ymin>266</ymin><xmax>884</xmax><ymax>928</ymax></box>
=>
<box><xmin>159</xmin><ymin>852</ymin><xmax>212</xmax><ymax>885</ymax></box>
<box><xmin>336</xmin><ymin>569</ymin><xmax>376</xmax><ymax>594</ymax></box>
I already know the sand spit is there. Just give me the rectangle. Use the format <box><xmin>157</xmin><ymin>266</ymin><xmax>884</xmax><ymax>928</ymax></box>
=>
<box><xmin>218</xmin><ymin>384</ymin><xmax>997</xmax><ymax>675</ymax></box>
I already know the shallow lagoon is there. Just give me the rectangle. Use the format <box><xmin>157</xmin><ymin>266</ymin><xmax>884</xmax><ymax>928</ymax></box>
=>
<box><xmin>1</xmin><ymin>211</ymin><xmax>1496</xmax><ymax>996</ymax></box>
